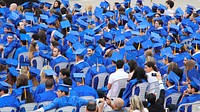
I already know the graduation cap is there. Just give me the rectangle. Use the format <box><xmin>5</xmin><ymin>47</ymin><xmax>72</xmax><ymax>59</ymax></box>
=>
<box><xmin>153</xmin><ymin>43</ymin><xmax>163</xmax><ymax>50</ymax></box>
<box><xmin>57</xmin><ymin>84</ymin><xmax>69</xmax><ymax>92</ymax></box>
<box><xmin>43</xmin><ymin>69</ymin><xmax>57</xmax><ymax>76</ymax></box>
<box><xmin>44</xmin><ymin>2</ymin><xmax>52</xmax><ymax>8</ymax></box>
<box><xmin>190</xmin><ymin>77</ymin><xmax>200</xmax><ymax>90</ymax></box>
<box><xmin>61</xmin><ymin>0</ymin><xmax>69</xmax><ymax>8</ymax></box>
<box><xmin>53</xmin><ymin>30</ymin><xmax>64</xmax><ymax>40</ymax></box>
<box><xmin>46</xmin><ymin>15</ymin><xmax>58</xmax><ymax>25</ymax></box>
<box><xmin>127</xmin><ymin>20</ymin><xmax>136</xmax><ymax>30</ymax></box>
<box><xmin>72</xmin><ymin>42</ymin><xmax>84</xmax><ymax>50</ymax></box>
<box><xmin>187</xmin><ymin>68</ymin><xmax>200</xmax><ymax>80</ymax></box>
<box><xmin>0</xmin><ymin>81</ymin><xmax>11</xmax><ymax>90</ymax></box>
<box><xmin>152</xmin><ymin>3</ymin><xmax>159</xmax><ymax>9</ymax></box>
<box><xmin>183</xmin><ymin>26</ymin><xmax>194</xmax><ymax>34</ymax></box>
<box><xmin>103</xmin><ymin>31</ymin><xmax>113</xmax><ymax>40</ymax></box>
<box><xmin>60</xmin><ymin>20</ymin><xmax>71</xmax><ymax>29</ymax></box>
<box><xmin>71</xmin><ymin>24</ymin><xmax>79</xmax><ymax>31</ymax></box>
<box><xmin>40</xmin><ymin>14</ymin><xmax>49</xmax><ymax>21</ymax></box>
<box><xmin>120</xmin><ymin>15</ymin><xmax>128</xmax><ymax>22</ymax></box>
<box><xmin>146</xmin><ymin>12</ymin><xmax>155</xmax><ymax>18</ymax></box>
<box><xmin>110</xmin><ymin>51</ymin><xmax>123</xmax><ymax>62</ymax></box>
<box><xmin>167</xmin><ymin>71</ymin><xmax>180</xmax><ymax>84</ymax></box>
<box><xmin>93</xmin><ymin>25</ymin><xmax>102</xmax><ymax>33</ymax></box>
<box><xmin>125</xmin><ymin>51</ymin><xmax>137</xmax><ymax>61</ymax></box>
<box><xmin>69</xmin><ymin>30</ymin><xmax>79</xmax><ymax>37</ymax></box>
<box><xmin>29</xmin><ymin>66</ymin><xmax>40</xmax><ymax>77</ymax></box>
<box><xmin>74</xmin><ymin>3</ymin><xmax>81</xmax><ymax>9</ymax></box>
<box><xmin>20</xmin><ymin>34</ymin><xmax>30</xmax><ymax>41</ymax></box>
<box><xmin>170</xmin><ymin>43</ymin><xmax>182</xmax><ymax>54</ymax></box>
<box><xmin>175</xmin><ymin>7</ymin><xmax>184</xmax><ymax>15</ymax></box>
<box><xmin>4</xmin><ymin>23</ymin><xmax>14</xmax><ymax>29</ymax></box>
<box><xmin>21</xmin><ymin>2</ymin><xmax>30</xmax><ymax>9</ymax></box>
<box><xmin>84</xmin><ymin>35</ymin><xmax>94</xmax><ymax>42</ymax></box>
<box><xmin>73</xmin><ymin>73</ymin><xmax>85</xmax><ymax>83</ymax></box>
<box><xmin>84</xmin><ymin>29</ymin><xmax>95</xmax><ymax>36</ymax></box>
<box><xmin>73</xmin><ymin>48</ymin><xmax>87</xmax><ymax>56</ymax></box>
<box><xmin>65</xmin><ymin>34</ymin><xmax>78</xmax><ymax>44</ymax></box>
<box><xmin>8</xmin><ymin>67</ymin><xmax>19</xmax><ymax>77</ymax></box>
<box><xmin>158</xmin><ymin>3</ymin><xmax>167</xmax><ymax>11</ymax></box>
<box><xmin>105</xmin><ymin>11</ymin><xmax>115</xmax><ymax>18</ymax></box>
<box><xmin>94</xmin><ymin>7</ymin><xmax>103</xmax><ymax>20</ymax></box>
<box><xmin>186</xmin><ymin>4</ymin><xmax>195</xmax><ymax>11</ymax></box>
<box><xmin>114</xmin><ymin>35</ymin><xmax>125</xmax><ymax>43</ymax></box>
<box><xmin>38</xmin><ymin>23</ymin><xmax>48</xmax><ymax>31</ymax></box>
<box><xmin>160</xmin><ymin>47</ymin><xmax>172</xmax><ymax>56</ymax></box>
<box><xmin>174</xmin><ymin>13</ymin><xmax>182</xmax><ymax>19</ymax></box>
<box><xmin>6</xmin><ymin>58</ymin><xmax>18</xmax><ymax>67</ymax></box>
<box><xmin>125</xmin><ymin>45</ymin><xmax>136</xmax><ymax>51</ymax></box>
<box><xmin>142</xmin><ymin>39</ymin><xmax>153</xmax><ymax>50</ymax></box>
<box><xmin>196</xmin><ymin>9</ymin><xmax>200</xmax><ymax>14</ymax></box>
<box><xmin>77</xmin><ymin>19</ymin><xmax>88</xmax><ymax>29</ymax></box>
<box><xmin>109</xmin><ymin>19</ymin><xmax>118</xmax><ymax>26</ymax></box>
<box><xmin>100</xmin><ymin>1</ymin><xmax>109</xmax><ymax>9</ymax></box>
<box><xmin>191</xmin><ymin>40</ymin><xmax>200</xmax><ymax>51</ymax></box>
<box><xmin>33</xmin><ymin>2</ymin><xmax>39</xmax><ymax>8</ymax></box>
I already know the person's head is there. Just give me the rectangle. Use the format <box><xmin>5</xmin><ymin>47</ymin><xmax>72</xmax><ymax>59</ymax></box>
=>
<box><xmin>116</xmin><ymin>60</ymin><xmax>124</xmax><ymax>69</ymax></box>
<box><xmin>144</xmin><ymin>61</ymin><xmax>157</xmax><ymax>73</ymax></box>
<box><xmin>98</xmin><ymin>39</ymin><xmax>106</xmax><ymax>47</ymax></box>
<box><xmin>9</xmin><ymin>3</ymin><xmax>17</xmax><ymax>11</ymax></box>
<box><xmin>166</xmin><ymin>0</ymin><xmax>174</xmax><ymax>9</ymax></box>
<box><xmin>29</xmin><ymin>42</ymin><xmax>39</xmax><ymax>52</ymax></box>
<box><xmin>130</xmin><ymin>95</ymin><xmax>145</xmax><ymax>111</ymax></box>
<box><xmin>113</xmin><ymin>98</ymin><xmax>124</xmax><ymax>111</ymax></box>
<box><xmin>16</xmin><ymin>74</ymin><xmax>28</xmax><ymax>88</ymax></box>
<box><xmin>40</xmin><ymin>65</ymin><xmax>52</xmax><ymax>83</ymax></box>
<box><xmin>185</xmin><ymin>60</ymin><xmax>195</xmax><ymax>73</ymax></box>
<box><xmin>60</xmin><ymin>68</ymin><xmax>70</xmax><ymax>79</ymax></box>
<box><xmin>128</xmin><ymin>60</ymin><xmax>138</xmax><ymax>73</ymax></box>
<box><xmin>7</xmin><ymin>35</ymin><xmax>14</xmax><ymax>44</ymax></box>
<box><xmin>0</xmin><ymin>88</ymin><xmax>8</xmax><ymax>96</ymax></box>
<box><xmin>147</xmin><ymin>93</ymin><xmax>156</xmax><ymax>104</ymax></box>
<box><xmin>45</xmin><ymin>79</ymin><xmax>54</xmax><ymax>90</ymax></box>
<box><xmin>53</xmin><ymin>0</ymin><xmax>61</xmax><ymax>9</ymax></box>
<box><xmin>50</xmin><ymin>41</ymin><xmax>59</xmax><ymax>50</ymax></box>
<box><xmin>0</xmin><ymin>1</ymin><xmax>6</xmax><ymax>7</ymax></box>
<box><xmin>52</xmin><ymin>47</ymin><xmax>61</xmax><ymax>57</ymax></box>
<box><xmin>167</xmin><ymin>62</ymin><xmax>178</xmax><ymax>74</ymax></box>
<box><xmin>172</xmin><ymin>68</ymin><xmax>183</xmax><ymax>81</ymax></box>
<box><xmin>32</xmin><ymin>34</ymin><xmax>39</xmax><ymax>41</ymax></box>
<box><xmin>131</xmin><ymin>67</ymin><xmax>147</xmax><ymax>82</ymax></box>
<box><xmin>145</xmin><ymin>49</ymin><xmax>153</xmax><ymax>57</ymax></box>
<box><xmin>76</xmin><ymin>54</ymin><xmax>84</xmax><ymax>62</ymax></box>
<box><xmin>38</xmin><ymin>30</ymin><xmax>47</xmax><ymax>45</ymax></box>
<box><xmin>17</xmin><ymin>21</ymin><xmax>24</xmax><ymax>30</ymax></box>
<box><xmin>57</xmin><ymin>85</ymin><xmax>69</xmax><ymax>97</ymax></box>
<box><xmin>86</xmin><ymin>101</ymin><xmax>98</xmax><ymax>112</ymax></box>
<box><xmin>146</xmin><ymin>56</ymin><xmax>156</xmax><ymax>65</ymax></box>
<box><xmin>63</xmin><ymin>77</ymin><xmax>72</xmax><ymax>86</ymax></box>
<box><xmin>154</xmin><ymin>20</ymin><xmax>163</xmax><ymax>28</ymax></box>
<box><xmin>87</xmin><ymin>47</ymin><xmax>94</xmax><ymax>56</ymax></box>
<box><xmin>188</xmin><ymin>83</ymin><xmax>199</xmax><ymax>94</ymax></box>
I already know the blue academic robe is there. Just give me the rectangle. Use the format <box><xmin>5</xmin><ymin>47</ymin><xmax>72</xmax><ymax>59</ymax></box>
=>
<box><xmin>106</xmin><ymin>65</ymin><xmax>116</xmax><ymax>74</ymax></box>
<box><xmin>43</xmin><ymin>96</ymin><xmax>88</xmax><ymax>112</ymax></box>
<box><xmin>34</xmin><ymin>83</ymin><xmax>57</xmax><ymax>99</ymax></box>
<box><xmin>35</xmin><ymin>90</ymin><xmax>58</xmax><ymax>103</ymax></box>
<box><xmin>178</xmin><ymin>94</ymin><xmax>200</xmax><ymax>112</ymax></box>
<box><xmin>13</xmin><ymin>46</ymin><xmax>28</xmax><ymax>60</ymax></box>
<box><xmin>0</xmin><ymin>95</ymin><xmax>20</xmax><ymax>108</ymax></box>
<box><xmin>73</xmin><ymin>85</ymin><xmax>99</xmax><ymax>99</ymax></box>
<box><xmin>70</xmin><ymin>61</ymin><xmax>90</xmax><ymax>80</ymax></box>
<box><xmin>50</xmin><ymin>56</ymin><xmax>68</xmax><ymax>75</ymax></box>
<box><xmin>122</xmin><ymin>79</ymin><xmax>147</xmax><ymax>107</ymax></box>
<box><xmin>165</xmin><ymin>85</ymin><xmax>179</xmax><ymax>106</ymax></box>
<box><xmin>3</xmin><ymin>41</ymin><xmax>18</xmax><ymax>58</ymax></box>
<box><xmin>85</xmin><ymin>65</ymin><xmax>107</xmax><ymax>88</ymax></box>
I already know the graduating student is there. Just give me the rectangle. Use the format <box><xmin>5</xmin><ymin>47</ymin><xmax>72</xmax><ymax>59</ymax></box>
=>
<box><xmin>0</xmin><ymin>81</ymin><xmax>20</xmax><ymax>108</ymax></box>
<box><xmin>36</xmin><ymin>84</ymin><xmax>88</xmax><ymax>112</ymax></box>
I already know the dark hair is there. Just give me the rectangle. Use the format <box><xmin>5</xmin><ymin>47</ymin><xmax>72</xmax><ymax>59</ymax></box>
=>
<box><xmin>45</xmin><ymin>79</ymin><xmax>54</xmax><ymax>89</ymax></box>
<box><xmin>60</xmin><ymin>68</ymin><xmax>70</xmax><ymax>77</ymax></box>
<box><xmin>53</xmin><ymin>0</ymin><xmax>61</xmax><ymax>9</ymax></box>
<box><xmin>21</xmin><ymin>90</ymin><xmax>34</xmax><ymax>103</ymax></box>
<box><xmin>19</xmin><ymin>29</ymin><xmax>26</xmax><ymax>34</ymax></box>
<box><xmin>128</xmin><ymin>60</ymin><xmax>138</xmax><ymax>73</ymax></box>
<box><xmin>61</xmin><ymin>7</ymin><xmax>67</xmax><ymax>14</ymax></box>
<box><xmin>51</xmin><ymin>41</ymin><xmax>59</xmax><ymax>47</ymax></box>
<box><xmin>38</xmin><ymin>30</ymin><xmax>47</xmax><ymax>45</ymax></box>
<box><xmin>32</xmin><ymin>34</ymin><xmax>39</xmax><ymax>40</ymax></box>
<box><xmin>63</xmin><ymin>77</ymin><xmax>72</xmax><ymax>86</ymax></box>
<box><xmin>190</xmin><ymin>84</ymin><xmax>199</xmax><ymax>92</ymax></box>
<box><xmin>155</xmin><ymin>19</ymin><xmax>163</xmax><ymax>26</ymax></box>
<box><xmin>98</xmin><ymin>39</ymin><xmax>106</xmax><ymax>47</ymax></box>
<box><xmin>87</xmin><ymin>101</ymin><xmax>97</xmax><ymax>111</ymax></box>
<box><xmin>16</xmin><ymin>74</ymin><xmax>28</xmax><ymax>88</ymax></box>
<box><xmin>116</xmin><ymin>60</ymin><xmax>124</xmax><ymax>69</ymax></box>
<box><xmin>0</xmin><ymin>89</ymin><xmax>8</xmax><ymax>94</ymax></box>
<box><xmin>147</xmin><ymin>93</ymin><xmax>156</xmax><ymax>104</ymax></box>
<box><xmin>145</xmin><ymin>61</ymin><xmax>158</xmax><ymax>72</ymax></box>
<box><xmin>172</xmin><ymin>68</ymin><xmax>183</xmax><ymax>81</ymax></box>
<box><xmin>21</xmin><ymin>40</ymin><xmax>27</xmax><ymax>46</ymax></box>
<box><xmin>0</xmin><ymin>1</ymin><xmax>6</xmax><ymax>6</ymax></box>
<box><xmin>166</xmin><ymin>0</ymin><xmax>174</xmax><ymax>8</ymax></box>
<box><xmin>130</xmin><ymin>67</ymin><xmax>147</xmax><ymax>83</ymax></box>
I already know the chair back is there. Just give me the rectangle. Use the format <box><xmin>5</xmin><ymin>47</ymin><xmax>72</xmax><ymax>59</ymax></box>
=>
<box><xmin>17</xmin><ymin>52</ymin><xmax>28</xmax><ymax>69</ymax></box>
<box><xmin>19</xmin><ymin>103</ymin><xmax>37</xmax><ymax>112</ymax></box>
<box><xmin>54</xmin><ymin>62</ymin><xmax>69</xmax><ymax>73</ymax></box>
<box><xmin>132</xmin><ymin>82</ymin><xmax>149</xmax><ymax>101</ymax></box>
<box><xmin>7</xmin><ymin>48</ymin><xmax>16</xmax><ymax>58</ymax></box>
<box><xmin>80</xmin><ymin>96</ymin><xmax>95</xmax><ymax>101</ymax></box>
<box><xmin>0</xmin><ymin>107</ymin><xmax>17</xmax><ymax>112</ymax></box>
<box><xmin>31</xmin><ymin>56</ymin><xmax>45</xmax><ymax>69</ymax></box>
<box><xmin>79</xmin><ymin>106</ymin><xmax>86</xmax><ymax>112</ymax></box>
<box><xmin>177</xmin><ymin>101</ymin><xmax>200</xmax><ymax>112</ymax></box>
<box><xmin>164</xmin><ymin>92</ymin><xmax>182</xmax><ymax>108</ymax></box>
<box><xmin>55</xmin><ymin>106</ymin><xmax>77</xmax><ymax>112</ymax></box>
<box><xmin>110</xmin><ymin>78</ymin><xmax>128</xmax><ymax>98</ymax></box>
<box><xmin>92</xmin><ymin>73</ymin><xmax>109</xmax><ymax>89</ymax></box>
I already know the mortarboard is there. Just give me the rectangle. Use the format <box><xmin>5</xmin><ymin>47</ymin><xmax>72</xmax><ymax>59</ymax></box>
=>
<box><xmin>72</xmin><ymin>42</ymin><xmax>84</xmax><ymax>50</ymax></box>
<box><xmin>146</xmin><ymin>12</ymin><xmax>155</xmax><ymax>18</ymax></box>
<box><xmin>73</xmin><ymin>73</ymin><xmax>85</xmax><ymax>83</ymax></box>
<box><xmin>46</xmin><ymin>15</ymin><xmax>58</xmax><ymax>25</ymax></box>
<box><xmin>20</xmin><ymin>34</ymin><xmax>29</xmax><ymax>41</ymax></box>
<box><xmin>175</xmin><ymin>7</ymin><xmax>184</xmax><ymax>15</ymax></box>
<box><xmin>103</xmin><ymin>31</ymin><xmax>113</xmax><ymax>40</ymax></box>
<box><xmin>190</xmin><ymin>77</ymin><xmax>200</xmax><ymax>90</ymax></box>
<box><xmin>57</xmin><ymin>84</ymin><xmax>69</xmax><ymax>92</ymax></box>
<box><xmin>196</xmin><ymin>9</ymin><xmax>200</xmax><ymax>14</ymax></box>
<box><xmin>114</xmin><ymin>35</ymin><xmax>125</xmax><ymax>42</ymax></box>
<box><xmin>187</xmin><ymin>68</ymin><xmax>200</xmax><ymax>80</ymax></box>
<box><xmin>153</xmin><ymin>43</ymin><xmax>163</xmax><ymax>50</ymax></box>
<box><xmin>152</xmin><ymin>3</ymin><xmax>159</xmax><ymax>9</ymax></box>
<box><xmin>53</xmin><ymin>30</ymin><xmax>64</xmax><ymax>40</ymax></box>
<box><xmin>158</xmin><ymin>4</ymin><xmax>167</xmax><ymax>11</ymax></box>
<box><xmin>73</xmin><ymin>48</ymin><xmax>87</xmax><ymax>56</ymax></box>
<box><xmin>123</xmin><ymin>31</ymin><xmax>132</xmax><ymax>39</ymax></box>
<box><xmin>8</xmin><ymin>67</ymin><xmax>19</xmax><ymax>77</ymax></box>
<box><xmin>71</xmin><ymin>24</ymin><xmax>79</xmax><ymax>31</ymax></box>
<box><xmin>125</xmin><ymin>51</ymin><xmax>136</xmax><ymax>61</ymax></box>
<box><xmin>105</xmin><ymin>11</ymin><xmax>115</xmax><ymax>18</ymax></box>
<box><xmin>142</xmin><ymin>39</ymin><xmax>153</xmax><ymax>50</ymax></box>
<box><xmin>174</xmin><ymin>13</ymin><xmax>182</xmax><ymax>19</ymax></box>
<box><xmin>65</xmin><ymin>34</ymin><xmax>78</xmax><ymax>44</ymax></box>
<box><xmin>74</xmin><ymin>3</ymin><xmax>81</xmax><ymax>9</ymax></box>
<box><xmin>127</xmin><ymin>20</ymin><xmax>136</xmax><ymax>30</ymax></box>
<box><xmin>84</xmin><ymin>29</ymin><xmax>95</xmax><ymax>36</ymax></box>
<box><xmin>29</xmin><ymin>66</ymin><xmax>40</xmax><ymax>77</ymax></box>
<box><xmin>170</xmin><ymin>43</ymin><xmax>182</xmax><ymax>52</ymax></box>
<box><xmin>120</xmin><ymin>15</ymin><xmax>128</xmax><ymax>22</ymax></box>
<box><xmin>77</xmin><ymin>19</ymin><xmax>88</xmax><ymax>29</ymax></box>
<box><xmin>60</xmin><ymin>20</ymin><xmax>71</xmax><ymax>29</ymax></box>
<box><xmin>0</xmin><ymin>58</ymin><xmax>6</xmax><ymax>65</ymax></box>
<box><xmin>38</xmin><ymin>23</ymin><xmax>48</xmax><ymax>31</ymax></box>
<box><xmin>33</xmin><ymin>2</ymin><xmax>39</xmax><ymax>8</ymax></box>
<box><xmin>160</xmin><ymin>47</ymin><xmax>172</xmax><ymax>56</ymax></box>
<box><xmin>61</xmin><ymin>0</ymin><xmax>69</xmax><ymax>8</ymax></box>
<box><xmin>167</xmin><ymin>71</ymin><xmax>180</xmax><ymax>84</ymax></box>
<box><xmin>84</xmin><ymin>35</ymin><xmax>94</xmax><ymax>42</ymax></box>
<box><xmin>69</xmin><ymin>30</ymin><xmax>79</xmax><ymax>36</ymax></box>
<box><xmin>44</xmin><ymin>2</ymin><xmax>52</xmax><ymax>8</ymax></box>
<box><xmin>40</xmin><ymin>14</ymin><xmax>49</xmax><ymax>21</ymax></box>
<box><xmin>93</xmin><ymin>24</ymin><xmax>102</xmax><ymax>33</ymax></box>
<box><xmin>186</xmin><ymin>4</ymin><xmax>195</xmax><ymax>11</ymax></box>
<box><xmin>4</xmin><ymin>23</ymin><xmax>14</xmax><ymax>29</ymax></box>
<box><xmin>44</xmin><ymin>69</ymin><xmax>57</xmax><ymax>76</ymax></box>
<box><xmin>0</xmin><ymin>81</ymin><xmax>11</xmax><ymax>90</ymax></box>
<box><xmin>94</xmin><ymin>7</ymin><xmax>103</xmax><ymax>20</ymax></box>
<box><xmin>6</xmin><ymin>58</ymin><xmax>18</xmax><ymax>67</ymax></box>
<box><xmin>183</xmin><ymin>26</ymin><xmax>194</xmax><ymax>34</ymax></box>
<box><xmin>100</xmin><ymin>1</ymin><xmax>109</xmax><ymax>9</ymax></box>
<box><xmin>131</xmin><ymin>31</ymin><xmax>140</xmax><ymax>35</ymax></box>
<box><xmin>109</xmin><ymin>19</ymin><xmax>117</xmax><ymax>26</ymax></box>
<box><xmin>21</xmin><ymin>2</ymin><xmax>30</xmax><ymax>9</ymax></box>
<box><xmin>110</xmin><ymin>51</ymin><xmax>123</xmax><ymax>62</ymax></box>
<box><xmin>125</xmin><ymin>45</ymin><xmax>136</xmax><ymax>51</ymax></box>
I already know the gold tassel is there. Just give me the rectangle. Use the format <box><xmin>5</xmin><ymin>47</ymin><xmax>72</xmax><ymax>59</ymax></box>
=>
<box><xmin>174</xmin><ymin>47</ymin><xmax>176</xmax><ymax>55</ymax></box>
<box><xmin>196</xmin><ymin>42</ymin><xmax>198</xmax><ymax>51</ymax></box>
<box><xmin>166</xmin><ymin>56</ymin><xmax>169</xmax><ymax>64</ymax></box>
<box><xmin>24</xmin><ymin>88</ymin><xmax>26</xmax><ymax>99</ymax></box>
<box><xmin>10</xmin><ymin>88</ymin><xmax>12</xmax><ymax>93</ymax></box>
<box><xmin>140</xmin><ymin>29</ymin><xmax>142</xmax><ymax>35</ymax></box>
<box><xmin>178</xmin><ymin>82</ymin><xmax>180</xmax><ymax>91</ymax></box>
<box><xmin>82</xmin><ymin>77</ymin><xmax>84</xmax><ymax>85</ymax></box>
<box><xmin>118</xmin><ymin>40</ymin><xmax>121</xmax><ymax>48</ymax></box>
<box><xmin>28</xmin><ymin>71</ymin><xmax>30</xmax><ymax>79</ymax></box>
<box><xmin>189</xmin><ymin>50</ymin><xmax>192</xmax><ymax>55</ymax></box>
<box><xmin>137</xmin><ymin>42</ymin><xmax>140</xmax><ymax>50</ymax></box>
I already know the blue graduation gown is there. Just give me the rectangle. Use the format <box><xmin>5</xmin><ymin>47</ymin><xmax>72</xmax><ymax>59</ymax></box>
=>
<box><xmin>73</xmin><ymin>85</ymin><xmax>99</xmax><ymax>99</ymax></box>
<box><xmin>43</xmin><ymin>96</ymin><xmax>88</xmax><ymax>111</ymax></box>
<box><xmin>34</xmin><ymin>83</ymin><xmax>57</xmax><ymax>99</ymax></box>
<box><xmin>70</xmin><ymin>61</ymin><xmax>90</xmax><ymax>80</ymax></box>
<box><xmin>3</xmin><ymin>41</ymin><xmax>17</xmax><ymax>58</ymax></box>
<box><xmin>106</xmin><ymin>65</ymin><xmax>116</xmax><ymax>74</ymax></box>
<box><xmin>50</xmin><ymin>56</ymin><xmax>68</xmax><ymax>74</ymax></box>
<box><xmin>178</xmin><ymin>94</ymin><xmax>200</xmax><ymax>112</ymax></box>
<box><xmin>0</xmin><ymin>95</ymin><xmax>20</xmax><ymax>108</ymax></box>
<box><xmin>165</xmin><ymin>85</ymin><xmax>179</xmax><ymax>106</ymax></box>
<box><xmin>35</xmin><ymin>90</ymin><xmax>58</xmax><ymax>103</ymax></box>
<box><xmin>122</xmin><ymin>79</ymin><xmax>147</xmax><ymax>107</ymax></box>
<box><xmin>13</xmin><ymin>46</ymin><xmax>28</xmax><ymax>60</ymax></box>
<box><xmin>85</xmin><ymin>65</ymin><xmax>107</xmax><ymax>88</ymax></box>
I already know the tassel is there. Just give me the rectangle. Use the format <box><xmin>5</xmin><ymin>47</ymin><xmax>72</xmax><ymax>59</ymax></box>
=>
<box><xmin>174</xmin><ymin>47</ymin><xmax>176</xmax><ymax>55</ymax></box>
<box><xmin>82</xmin><ymin>77</ymin><xmax>84</xmax><ymax>85</ymax></box>
<box><xmin>10</xmin><ymin>88</ymin><xmax>12</xmax><ymax>94</ymax></box>
<box><xmin>28</xmin><ymin>71</ymin><xmax>30</xmax><ymax>79</ymax></box>
<box><xmin>140</xmin><ymin>29</ymin><xmax>142</xmax><ymax>35</ymax></box>
<box><xmin>118</xmin><ymin>40</ymin><xmax>121</xmax><ymax>48</ymax></box>
<box><xmin>24</xmin><ymin>88</ymin><xmax>27</xmax><ymax>99</ymax></box>
<box><xmin>196</xmin><ymin>42</ymin><xmax>198</xmax><ymax>51</ymax></box>
<box><xmin>137</xmin><ymin>42</ymin><xmax>140</xmax><ymax>50</ymax></box>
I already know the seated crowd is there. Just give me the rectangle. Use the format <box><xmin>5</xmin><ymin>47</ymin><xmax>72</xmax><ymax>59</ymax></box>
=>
<box><xmin>0</xmin><ymin>0</ymin><xmax>200</xmax><ymax>112</ymax></box>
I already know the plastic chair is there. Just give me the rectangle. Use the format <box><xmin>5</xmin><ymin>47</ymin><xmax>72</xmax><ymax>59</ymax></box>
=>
<box><xmin>81</xmin><ymin>67</ymin><xmax>90</xmax><ymax>74</ymax></box>
<box><xmin>164</xmin><ymin>92</ymin><xmax>182</xmax><ymax>108</ymax></box>
<box><xmin>177</xmin><ymin>101</ymin><xmax>200</xmax><ymax>112</ymax></box>
<box><xmin>37</xmin><ymin>101</ymin><xmax>52</xmax><ymax>108</ymax></box>
<box><xmin>92</xmin><ymin>73</ymin><xmax>109</xmax><ymax>89</ymax></box>
<box><xmin>110</xmin><ymin>78</ymin><xmax>128</xmax><ymax>98</ymax></box>
<box><xmin>79</xmin><ymin>106</ymin><xmax>86</xmax><ymax>112</ymax></box>
<box><xmin>7</xmin><ymin>48</ymin><xmax>16</xmax><ymax>58</ymax></box>
<box><xmin>0</xmin><ymin>107</ymin><xmax>17</xmax><ymax>112</ymax></box>
<box><xmin>146</xmin><ymin>81</ymin><xmax>160</xmax><ymax>99</ymax></box>
<box><xmin>55</xmin><ymin>106</ymin><xmax>77</xmax><ymax>112</ymax></box>
<box><xmin>132</xmin><ymin>82</ymin><xmax>149</xmax><ymax>101</ymax></box>
<box><xmin>31</xmin><ymin>56</ymin><xmax>45</xmax><ymax>70</ymax></box>
<box><xmin>80</xmin><ymin>96</ymin><xmax>95</xmax><ymax>101</ymax></box>
<box><xmin>54</xmin><ymin>62</ymin><xmax>69</xmax><ymax>73</ymax></box>
<box><xmin>17</xmin><ymin>52</ymin><xmax>28</xmax><ymax>69</ymax></box>
<box><xmin>19</xmin><ymin>102</ymin><xmax>37</xmax><ymax>112</ymax></box>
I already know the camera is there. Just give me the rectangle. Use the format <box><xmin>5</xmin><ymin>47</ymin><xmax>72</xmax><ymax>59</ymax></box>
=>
<box><xmin>152</xmin><ymin>73</ymin><xmax>157</xmax><ymax>76</ymax></box>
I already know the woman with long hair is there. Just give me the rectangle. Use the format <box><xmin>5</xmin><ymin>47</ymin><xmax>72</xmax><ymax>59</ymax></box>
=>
<box><xmin>28</xmin><ymin>42</ymin><xmax>39</xmax><ymax>61</ymax></box>
<box><xmin>129</xmin><ymin>95</ymin><xmax>149</xmax><ymax>112</ymax></box>
<box><xmin>144</xmin><ymin>61</ymin><xmax>158</xmax><ymax>83</ymax></box>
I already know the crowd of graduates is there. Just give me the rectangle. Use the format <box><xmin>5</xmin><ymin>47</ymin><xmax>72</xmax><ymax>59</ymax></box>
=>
<box><xmin>0</xmin><ymin>0</ymin><xmax>200</xmax><ymax>111</ymax></box>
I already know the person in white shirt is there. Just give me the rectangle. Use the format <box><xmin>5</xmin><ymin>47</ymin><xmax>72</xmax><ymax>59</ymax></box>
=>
<box><xmin>144</xmin><ymin>61</ymin><xmax>158</xmax><ymax>83</ymax></box>
<box><xmin>165</xmin><ymin>0</ymin><xmax>175</xmax><ymax>17</ymax></box>
<box><xmin>107</xmin><ymin>60</ymin><xmax>129</xmax><ymax>98</ymax></box>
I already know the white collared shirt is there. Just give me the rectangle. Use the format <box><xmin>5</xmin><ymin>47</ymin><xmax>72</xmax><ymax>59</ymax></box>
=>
<box><xmin>0</xmin><ymin>93</ymin><xmax>10</xmax><ymax>98</ymax></box>
<box><xmin>76</xmin><ymin>59</ymin><xmax>84</xmax><ymax>65</ymax></box>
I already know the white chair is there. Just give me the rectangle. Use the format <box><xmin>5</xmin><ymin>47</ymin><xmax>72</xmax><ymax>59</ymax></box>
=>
<box><xmin>79</xmin><ymin>106</ymin><xmax>86</xmax><ymax>112</ymax></box>
<box><xmin>81</xmin><ymin>67</ymin><xmax>90</xmax><ymax>74</ymax></box>
<box><xmin>68</xmin><ymin>61</ymin><xmax>76</xmax><ymax>71</ymax></box>
<box><xmin>54</xmin><ymin>62</ymin><xmax>69</xmax><ymax>72</ymax></box>
<box><xmin>55</xmin><ymin>106</ymin><xmax>77</xmax><ymax>112</ymax></box>
<box><xmin>110</xmin><ymin>78</ymin><xmax>128</xmax><ymax>98</ymax></box>
<box><xmin>0</xmin><ymin>107</ymin><xmax>17</xmax><ymax>112</ymax></box>
<box><xmin>177</xmin><ymin>101</ymin><xmax>200</xmax><ymax>112</ymax></box>
<box><xmin>146</xmin><ymin>81</ymin><xmax>160</xmax><ymax>99</ymax></box>
<box><xmin>80</xmin><ymin>96</ymin><xmax>95</xmax><ymax>101</ymax></box>
<box><xmin>92</xmin><ymin>73</ymin><xmax>109</xmax><ymax>89</ymax></box>
<box><xmin>31</xmin><ymin>56</ymin><xmax>45</xmax><ymax>70</ymax></box>
<box><xmin>164</xmin><ymin>92</ymin><xmax>182</xmax><ymax>108</ymax></box>
<box><xmin>7</xmin><ymin>48</ymin><xmax>16</xmax><ymax>58</ymax></box>
<box><xmin>38</xmin><ymin>101</ymin><xmax>52</xmax><ymax>108</ymax></box>
<box><xmin>132</xmin><ymin>82</ymin><xmax>149</xmax><ymax>101</ymax></box>
<box><xmin>19</xmin><ymin>102</ymin><xmax>37</xmax><ymax>111</ymax></box>
<box><xmin>17</xmin><ymin>52</ymin><xmax>28</xmax><ymax>69</ymax></box>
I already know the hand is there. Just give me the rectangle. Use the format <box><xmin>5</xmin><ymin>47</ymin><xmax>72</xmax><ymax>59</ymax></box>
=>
<box><xmin>156</xmin><ymin>72</ymin><xmax>162</xmax><ymax>81</ymax></box>
<box><xmin>106</xmin><ymin>98</ymin><xmax>112</xmax><ymax>106</ymax></box>
<box><xmin>183</xmin><ymin>90</ymin><xmax>188</xmax><ymax>96</ymax></box>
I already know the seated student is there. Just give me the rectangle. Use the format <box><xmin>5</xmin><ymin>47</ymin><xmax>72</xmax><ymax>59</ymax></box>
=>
<box><xmin>59</xmin><ymin>68</ymin><xmax>76</xmax><ymax>87</ymax></box>
<box><xmin>122</xmin><ymin>67</ymin><xmax>148</xmax><ymax>107</ymax></box>
<box><xmin>36</xmin><ymin>84</ymin><xmax>88</xmax><ymax>112</ymax></box>
<box><xmin>0</xmin><ymin>81</ymin><xmax>20</xmax><ymax>108</ymax></box>
<box><xmin>35</xmin><ymin>79</ymin><xmax>57</xmax><ymax>103</ymax></box>
<box><xmin>63</xmin><ymin>77</ymin><xmax>77</xmax><ymax>96</ymax></box>
<box><xmin>19</xmin><ymin>86</ymin><xmax>34</xmax><ymax>105</ymax></box>
<box><xmin>73</xmin><ymin>73</ymin><xmax>98</xmax><ymax>99</ymax></box>
<box><xmin>178</xmin><ymin>78</ymin><xmax>200</xmax><ymax>112</ymax></box>
<box><xmin>86</xmin><ymin>101</ymin><xmax>98</xmax><ymax>112</ymax></box>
